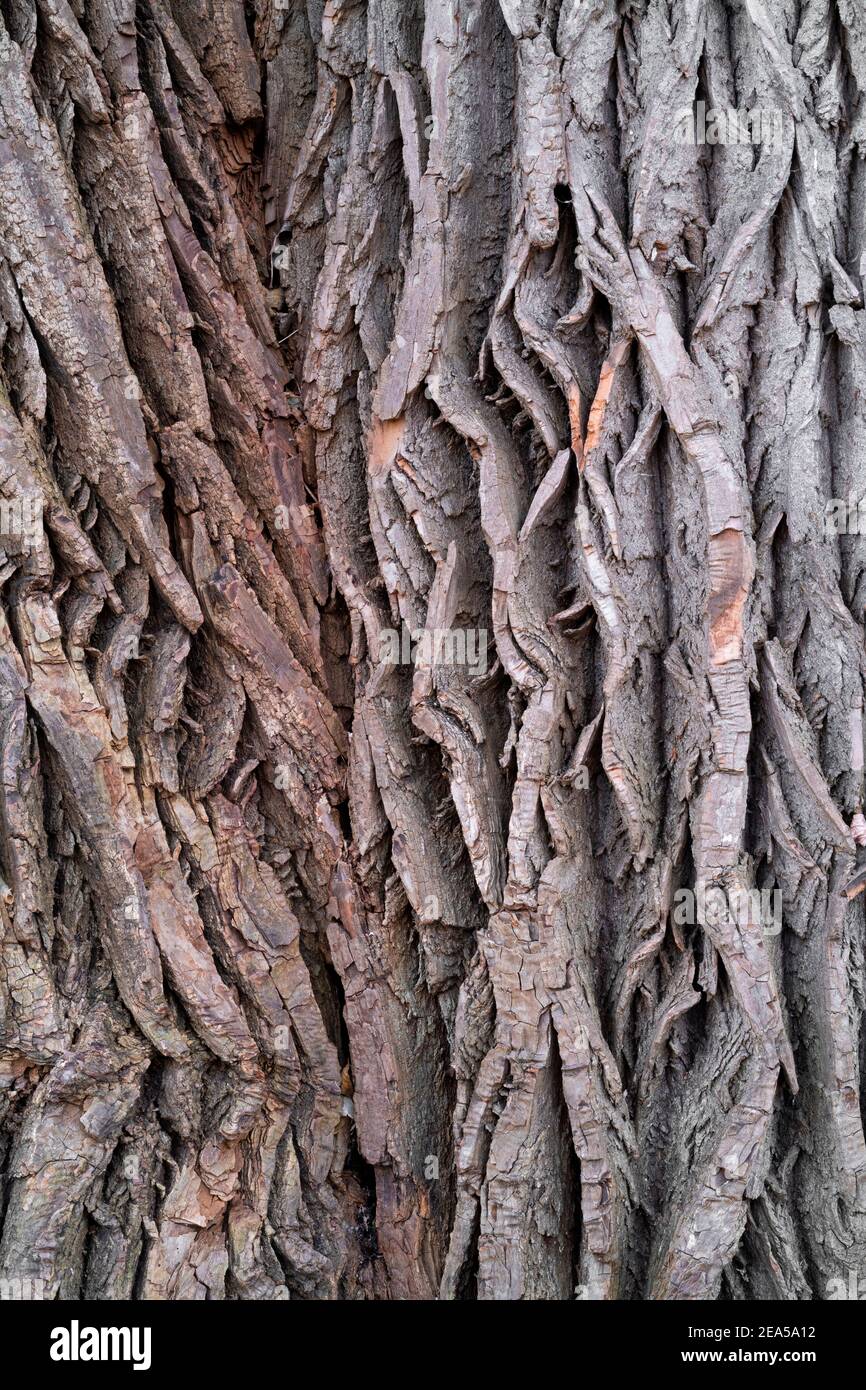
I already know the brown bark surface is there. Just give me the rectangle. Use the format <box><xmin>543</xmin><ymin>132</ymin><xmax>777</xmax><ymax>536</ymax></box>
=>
<box><xmin>0</xmin><ymin>0</ymin><xmax>865</xmax><ymax>1301</ymax></box>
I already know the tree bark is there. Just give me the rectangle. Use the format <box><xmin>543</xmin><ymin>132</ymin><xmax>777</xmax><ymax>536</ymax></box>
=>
<box><xmin>0</xmin><ymin>0</ymin><xmax>864</xmax><ymax>1302</ymax></box>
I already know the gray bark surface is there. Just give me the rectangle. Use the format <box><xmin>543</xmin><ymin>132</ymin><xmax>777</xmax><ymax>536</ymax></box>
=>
<box><xmin>0</xmin><ymin>0</ymin><xmax>864</xmax><ymax>1301</ymax></box>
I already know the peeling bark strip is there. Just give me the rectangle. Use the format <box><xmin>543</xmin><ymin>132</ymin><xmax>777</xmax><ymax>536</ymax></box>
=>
<box><xmin>0</xmin><ymin>0</ymin><xmax>863</xmax><ymax>1304</ymax></box>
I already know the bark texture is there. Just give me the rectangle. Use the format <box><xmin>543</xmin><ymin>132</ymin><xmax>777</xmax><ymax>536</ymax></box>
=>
<box><xmin>0</xmin><ymin>0</ymin><xmax>865</xmax><ymax>1302</ymax></box>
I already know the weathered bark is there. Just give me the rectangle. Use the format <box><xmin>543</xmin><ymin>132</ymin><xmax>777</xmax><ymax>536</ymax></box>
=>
<box><xmin>0</xmin><ymin>0</ymin><xmax>864</xmax><ymax>1302</ymax></box>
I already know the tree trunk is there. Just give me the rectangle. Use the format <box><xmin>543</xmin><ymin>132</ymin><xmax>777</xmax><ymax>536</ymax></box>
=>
<box><xmin>0</xmin><ymin>0</ymin><xmax>864</xmax><ymax>1303</ymax></box>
